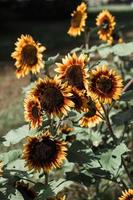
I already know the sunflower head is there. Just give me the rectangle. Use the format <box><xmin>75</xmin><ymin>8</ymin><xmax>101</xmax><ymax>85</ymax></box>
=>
<box><xmin>79</xmin><ymin>97</ymin><xmax>103</xmax><ymax>127</ymax></box>
<box><xmin>11</xmin><ymin>34</ymin><xmax>46</xmax><ymax>78</ymax></box>
<box><xmin>30</xmin><ymin>76</ymin><xmax>74</xmax><ymax>117</ymax></box>
<box><xmin>0</xmin><ymin>161</ymin><xmax>3</xmax><ymax>176</ymax></box>
<box><xmin>23</xmin><ymin>130</ymin><xmax>67</xmax><ymax>172</ymax></box>
<box><xmin>96</xmin><ymin>10</ymin><xmax>116</xmax><ymax>42</ymax></box>
<box><xmin>107</xmin><ymin>31</ymin><xmax>123</xmax><ymax>45</ymax></box>
<box><xmin>55</xmin><ymin>53</ymin><xmax>89</xmax><ymax>90</ymax></box>
<box><xmin>119</xmin><ymin>189</ymin><xmax>133</xmax><ymax>200</ymax></box>
<box><xmin>88</xmin><ymin>65</ymin><xmax>123</xmax><ymax>104</ymax></box>
<box><xmin>24</xmin><ymin>96</ymin><xmax>43</xmax><ymax>129</ymax></box>
<box><xmin>68</xmin><ymin>2</ymin><xmax>87</xmax><ymax>37</ymax></box>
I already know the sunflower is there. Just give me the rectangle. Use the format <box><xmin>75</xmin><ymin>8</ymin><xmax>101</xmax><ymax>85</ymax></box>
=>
<box><xmin>23</xmin><ymin>131</ymin><xmax>67</xmax><ymax>172</ymax></box>
<box><xmin>11</xmin><ymin>34</ymin><xmax>46</xmax><ymax>78</ymax></box>
<box><xmin>79</xmin><ymin>97</ymin><xmax>103</xmax><ymax>127</ymax></box>
<box><xmin>0</xmin><ymin>161</ymin><xmax>3</xmax><ymax>176</ymax></box>
<box><xmin>24</xmin><ymin>96</ymin><xmax>43</xmax><ymax>129</ymax></box>
<box><xmin>96</xmin><ymin>10</ymin><xmax>116</xmax><ymax>42</ymax></box>
<box><xmin>88</xmin><ymin>65</ymin><xmax>123</xmax><ymax>104</ymax></box>
<box><xmin>68</xmin><ymin>2</ymin><xmax>87</xmax><ymax>37</ymax></box>
<box><xmin>30</xmin><ymin>76</ymin><xmax>74</xmax><ymax>117</ymax></box>
<box><xmin>119</xmin><ymin>189</ymin><xmax>133</xmax><ymax>200</ymax></box>
<box><xmin>15</xmin><ymin>181</ymin><xmax>36</xmax><ymax>199</ymax></box>
<box><xmin>70</xmin><ymin>87</ymin><xmax>88</xmax><ymax>112</ymax></box>
<box><xmin>55</xmin><ymin>53</ymin><xmax>89</xmax><ymax>90</ymax></box>
<box><xmin>107</xmin><ymin>31</ymin><xmax>123</xmax><ymax>45</ymax></box>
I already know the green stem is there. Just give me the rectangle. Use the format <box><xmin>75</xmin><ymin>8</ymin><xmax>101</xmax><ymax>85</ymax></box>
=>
<box><xmin>121</xmin><ymin>157</ymin><xmax>133</xmax><ymax>184</ymax></box>
<box><xmin>101</xmin><ymin>103</ymin><xmax>116</xmax><ymax>141</ymax></box>
<box><xmin>44</xmin><ymin>172</ymin><xmax>49</xmax><ymax>186</ymax></box>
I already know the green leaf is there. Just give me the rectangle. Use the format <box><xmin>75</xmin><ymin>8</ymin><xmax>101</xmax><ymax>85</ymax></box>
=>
<box><xmin>10</xmin><ymin>191</ymin><xmax>24</xmax><ymax>200</ymax></box>
<box><xmin>99</xmin><ymin>143</ymin><xmax>129</xmax><ymax>176</ymax></box>
<box><xmin>121</xmin><ymin>90</ymin><xmax>133</xmax><ymax>101</ymax></box>
<box><xmin>3</xmin><ymin>125</ymin><xmax>37</xmax><ymax>147</ymax></box>
<box><xmin>0</xmin><ymin>149</ymin><xmax>22</xmax><ymax>165</ymax></box>
<box><xmin>97</xmin><ymin>44</ymin><xmax>112</xmax><ymax>58</ymax></box>
<box><xmin>66</xmin><ymin>172</ymin><xmax>94</xmax><ymax>186</ymax></box>
<box><xmin>67</xmin><ymin>141</ymin><xmax>94</xmax><ymax>164</ymax></box>
<box><xmin>34</xmin><ymin>183</ymin><xmax>54</xmax><ymax>200</ymax></box>
<box><xmin>22</xmin><ymin>83</ymin><xmax>35</xmax><ymax>96</ymax></box>
<box><xmin>45</xmin><ymin>54</ymin><xmax>60</xmax><ymax>67</ymax></box>
<box><xmin>111</xmin><ymin>108</ymin><xmax>133</xmax><ymax>125</ymax></box>
<box><xmin>113</xmin><ymin>42</ymin><xmax>133</xmax><ymax>56</ymax></box>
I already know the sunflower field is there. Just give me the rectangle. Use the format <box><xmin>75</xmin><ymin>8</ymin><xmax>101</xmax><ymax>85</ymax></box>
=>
<box><xmin>0</xmin><ymin>1</ymin><xmax>133</xmax><ymax>200</ymax></box>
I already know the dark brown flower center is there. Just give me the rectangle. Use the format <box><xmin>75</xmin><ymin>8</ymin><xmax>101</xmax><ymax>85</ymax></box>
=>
<box><xmin>66</xmin><ymin>65</ymin><xmax>84</xmax><ymax>90</ymax></box>
<box><xmin>39</xmin><ymin>86</ymin><xmax>64</xmax><ymax>113</ymax></box>
<box><xmin>31</xmin><ymin>139</ymin><xmax>57</xmax><ymax>165</ymax></box>
<box><xmin>125</xmin><ymin>194</ymin><xmax>133</xmax><ymax>200</ymax></box>
<box><xmin>101</xmin><ymin>19</ymin><xmax>109</xmax><ymax>31</ymax></box>
<box><xmin>21</xmin><ymin>44</ymin><xmax>38</xmax><ymax>66</ymax></box>
<box><xmin>71</xmin><ymin>11</ymin><xmax>82</xmax><ymax>28</ymax></box>
<box><xmin>96</xmin><ymin>76</ymin><xmax>113</xmax><ymax>94</ymax></box>
<box><xmin>32</xmin><ymin>105</ymin><xmax>40</xmax><ymax>119</ymax></box>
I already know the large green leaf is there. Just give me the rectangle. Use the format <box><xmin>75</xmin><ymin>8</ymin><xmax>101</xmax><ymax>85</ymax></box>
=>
<box><xmin>121</xmin><ymin>90</ymin><xmax>133</xmax><ymax>101</ymax></box>
<box><xmin>3</xmin><ymin>125</ymin><xmax>37</xmax><ymax>147</ymax></box>
<box><xmin>113</xmin><ymin>42</ymin><xmax>133</xmax><ymax>56</ymax></box>
<box><xmin>111</xmin><ymin>108</ymin><xmax>133</xmax><ymax>125</ymax></box>
<box><xmin>67</xmin><ymin>141</ymin><xmax>94</xmax><ymax>164</ymax></box>
<box><xmin>99</xmin><ymin>143</ymin><xmax>129</xmax><ymax>176</ymax></box>
<box><xmin>0</xmin><ymin>149</ymin><xmax>22</xmax><ymax>165</ymax></box>
<box><xmin>66</xmin><ymin>172</ymin><xmax>94</xmax><ymax>186</ymax></box>
<box><xmin>34</xmin><ymin>183</ymin><xmax>54</xmax><ymax>200</ymax></box>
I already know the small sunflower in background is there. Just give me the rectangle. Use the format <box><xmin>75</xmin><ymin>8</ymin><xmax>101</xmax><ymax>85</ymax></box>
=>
<box><xmin>0</xmin><ymin>161</ymin><xmax>3</xmax><ymax>176</ymax></box>
<box><xmin>87</xmin><ymin>65</ymin><xmax>123</xmax><ymax>104</ymax></box>
<box><xmin>11</xmin><ymin>34</ymin><xmax>46</xmax><ymax>78</ymax></box>
<box><xmin>23</xmin><ymin>131</ymin><xmax>67</xmax><ymax>173</ymax></box>
<box><xmin>107</xmin><ymin>31</ymin><xmax>123</xmax><ymax>45</ymax></box>
<box><xmin>118</xmin><ymin>189</ymin><xmax>133</xmax><ymax>200</ymax></box>
<box><xmin>30</xmin><ymin>76</ymin><xmax>74</xmax><ymax>117</ymax></box>
<box><xmin>79</xmin><ymin>97</ymin><xmax>103</xmax><ymax>127</ymax></box>
<box><xmin>96</xmin><ymin>10</ymin><xmax>116</xmax><ymax>42</ymax></box>
<box><xmin>70</xmin><ymin>87</ymin><xmax>88</xmax><ymax>112</ymax></box>
<box><xmin>68</xmin><ymin>2</ymin><xmax>87</xmax><ymax>37</ymax></box>
<box><xmin>55</xmin><ymin>53</ymin><xmax>89</xmax><ymax>90</ymax></box>
<box><xmin>24</xmin><ymin>96</ymin><xmax>43</xmax><ymax>129</ymax></box>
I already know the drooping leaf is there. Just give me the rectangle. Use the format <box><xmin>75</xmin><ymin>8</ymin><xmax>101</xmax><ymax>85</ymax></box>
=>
<box><xmin>111</xmin><ymin>108</ymin><xmax>133</xmax><ymax>125</ymax></box>
<box><xmin>3</xmin><ymin>125</ymin><xmax>37</xmax><ymax>147</ymax></box>
<box><xmin>121</xmin><ymin>90</ymin><xmax>133</xmax><ymax>101</ymax></box>
<box><xmin>113</xmin><ymin>42</ymin><xmax>133</xmax><ymax>56</ymax></box>
<box><xmin>66</xmin><ymin>172</ymin><xmax>94</xmax><ymax>186</ymax></box>
<box><xmin>99</xmin><ymin>143</ymin><xmax>129</xmax><ymax>176</ymax></box>
<box><xmin>67</xmin><ymin>141</ymin><xmax>94</xmax><ymax>164</ymax></box>
<box><xmin>0</xmin><ymin>149</ymin><xmax>22</xmax><ymax>165</ymax></box>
